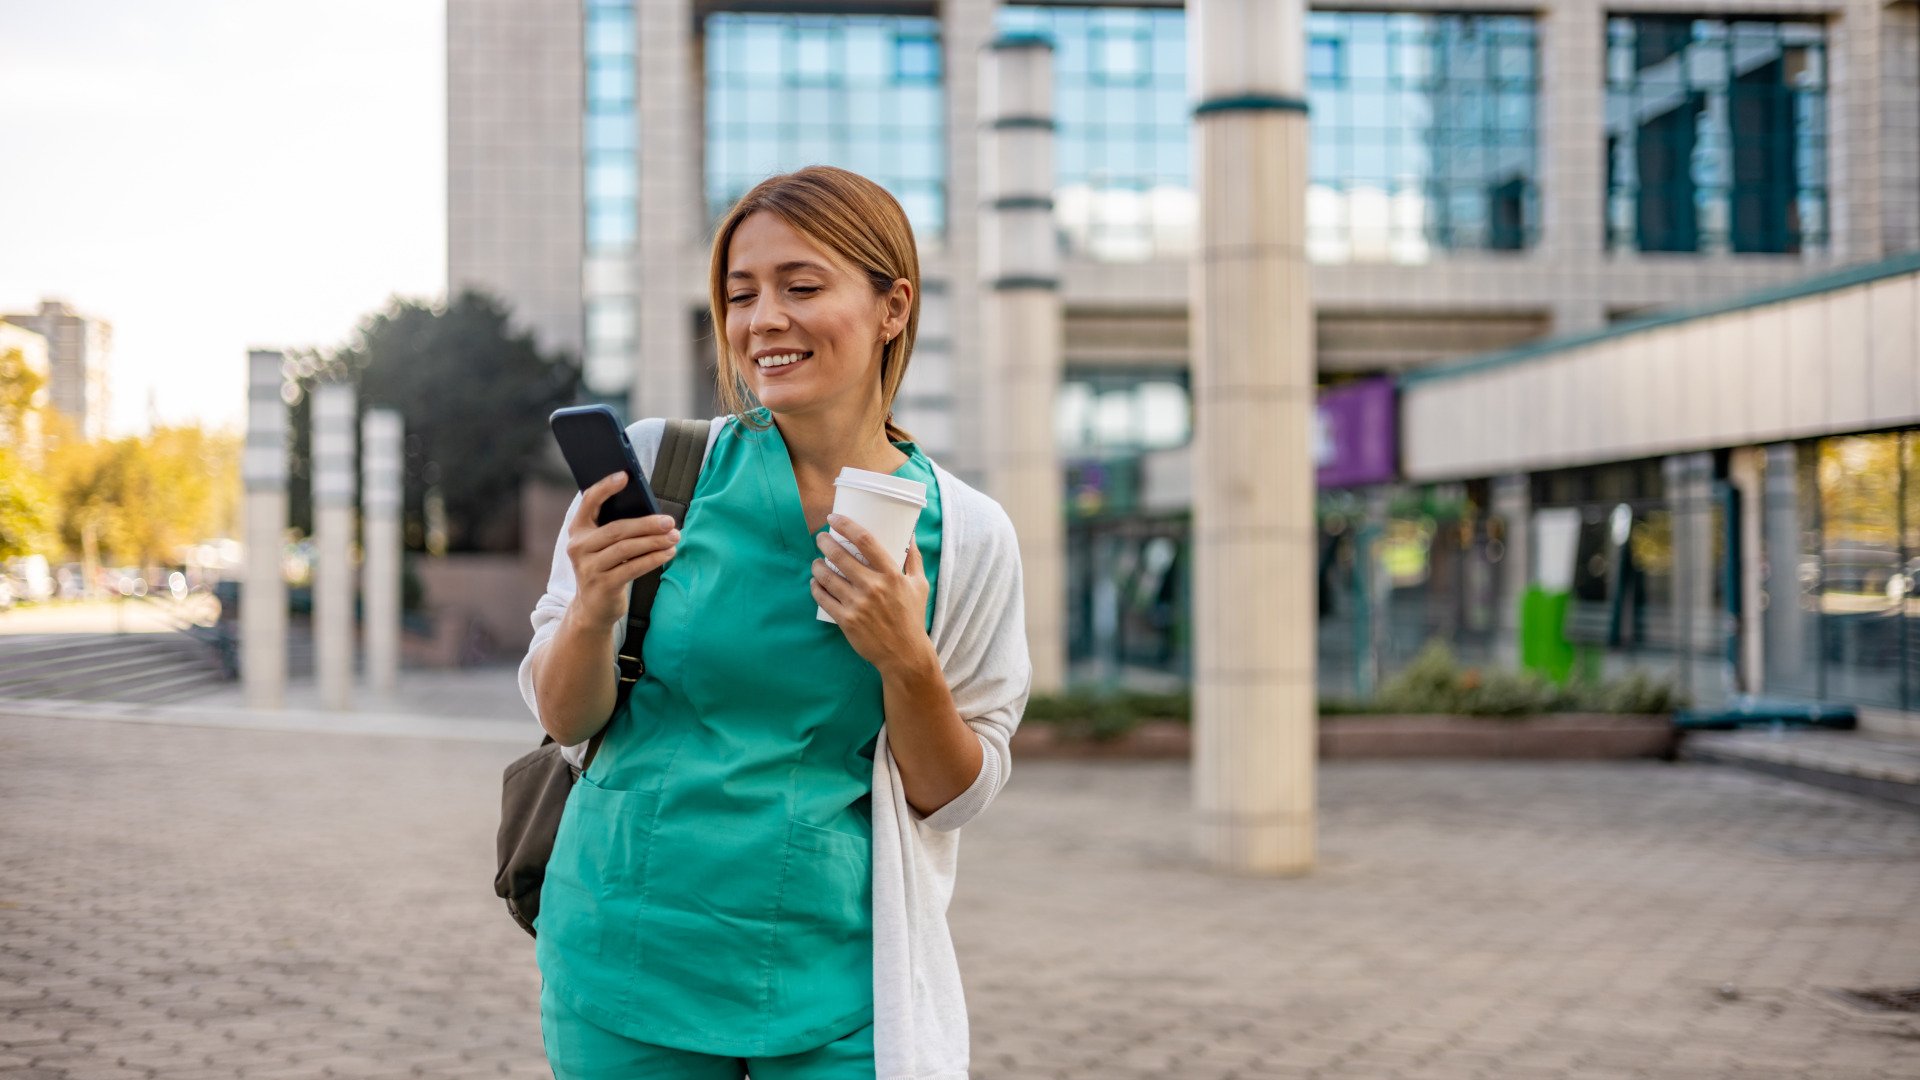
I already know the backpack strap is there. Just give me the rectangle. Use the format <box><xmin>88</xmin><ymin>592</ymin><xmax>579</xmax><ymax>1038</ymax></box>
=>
<box><xmin>580</xmin><ymin>418</ymin><xmax>712</xmax><ymax>771</ymax></box>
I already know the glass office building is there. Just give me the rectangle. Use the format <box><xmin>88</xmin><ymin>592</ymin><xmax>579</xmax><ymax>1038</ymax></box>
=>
<box><xmin>704</xmin><ymin>12</ymin><xmax>947</xmax><ymax>239</ymax></box>
<box><xmin>995</xmin><ymin>6</ymin><xmax>1542</xmax><ymax>264</ymax></box>
<box><xmin>995</xmin><ymin>5</ymin><xmax>1193</xmax><ymax>261</ymax></box>
<box><xmin>1605</xmin><ymin>17</ymin><xmax>1829</xmax><ymax>254</ymax></box>
<box><xmin>449</xmin><ymin>0</ymin><xmax>1911</xmax><ymax>715</ymax></box>
<box><xmin>583</xmin><ymin>0</ymin><xmax>639</xmax><ymax>395</ymax></box>
<box><xmin>1306</xmin><ymin>12</ymin><xmax>1540</xmax><ymax>262</ymax></box>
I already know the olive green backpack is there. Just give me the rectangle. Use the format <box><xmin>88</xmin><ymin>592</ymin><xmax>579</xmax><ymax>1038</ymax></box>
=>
<box><xmin>493</xmin><ymin>418</ymin><xmax>710</xmax><ymax>937</ymax></box>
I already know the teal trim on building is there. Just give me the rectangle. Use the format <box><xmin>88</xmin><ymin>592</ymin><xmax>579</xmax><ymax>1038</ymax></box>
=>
<box><xmin>988</xmin><ymin>195</ymin><xmax>1054</xmax><ymax>212</ymax></box>
<box><xmin>987</xmin><ymin>116</ymin><xmax>1057</xmax><ymax>132</ymax></box>
<box><xmin>989</xmin><ymin>275</ymin><xmax>1061</xmax><ymax>292</ymax></box>
<box><xmin>987</xmin><ymin>32</ymin><xmax>1054</xmax><ymax>51</ymax></box>
<box><xmin>1400</xmin><ymin>250</ymin><xmax>1920</xmax><ymax>389</ymax></box>
<box><xmin>1193</xmin><ymin>94</ymin><xmax>1310</xmax><ymax>117</ymax></box>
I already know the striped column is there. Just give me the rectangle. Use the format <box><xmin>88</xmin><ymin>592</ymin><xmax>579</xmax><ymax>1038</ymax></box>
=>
<box><xmin>362</xmin><ymin>410</ymin><xmax>404</xmax><ymax>699</ymax></box>
<box><xmin>242</xmin><ymin>350</ymin><xmax>288</xmax><ymax>711</ymax></box>
<box><xmin>979</xmin><ymin>34</ymin><xmax>1065</xmax><ymax>695</ymax></box>
<box><xmin>1190</xmin><ymin>0</ymin><xmax>1317</xmax><ymax>874</ymax></box>
<box><xmin>313</xmin><ymin>384</ymin><xmax>357</xmax><ymax>711</ymax></box>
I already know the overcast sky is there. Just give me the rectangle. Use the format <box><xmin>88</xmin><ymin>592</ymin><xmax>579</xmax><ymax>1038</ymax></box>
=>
<box><xmin>0</xmin><ymin>0</ymin><xmax>445</xmax><ymax>435</ymax></box>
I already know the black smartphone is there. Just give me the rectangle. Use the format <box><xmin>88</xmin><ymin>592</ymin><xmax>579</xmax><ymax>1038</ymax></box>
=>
<box><xmin>549</xmin><ymin>405</ymin><xmax>661</xmax><ymax>525</ymax></box>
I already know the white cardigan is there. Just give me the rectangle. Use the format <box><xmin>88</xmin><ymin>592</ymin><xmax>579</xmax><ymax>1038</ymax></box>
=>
<box><xmin>517</xmin><ymin>415</ymin><xmax>1032</xmax><ymax>1080</ymax></box>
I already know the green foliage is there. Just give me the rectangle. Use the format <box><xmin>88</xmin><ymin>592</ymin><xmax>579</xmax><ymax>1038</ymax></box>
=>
<box><xmin>1372</xmin><ymin>640</ymin><xmax>1686</xmax><ymax>717</ymax></box>
<box><xmin>44</xmin><ymin>422</ymin><xmax>238</xmax><ymax>565</ymax></box>
<box><xmin>288</xmin><ymin>291</ymin><xmax>580</xmax><ymax>553</ymax></box>
<box><xmin>1584</xmin><ymin>669</ymin><xmax>1686</xmax><ymax>715</ymax></box>
<box><xmin>1024</xmin><ymin>643</ymin><xmax>1687</xmax><ymax>740</ymax></box>
<box><xmin>0</xmin><ymin>344</ymin><xmax>46</xmax><ymax>449</ymax></box>
<box><xmin>1024</xmin><ymin>689</ymin><xmax>1189</xmax><ymax>742</ymax></box>
<box><xmin>0</xmin><ymin>447</ymin><xmax>54</xmax><ymax>558</ymax></box>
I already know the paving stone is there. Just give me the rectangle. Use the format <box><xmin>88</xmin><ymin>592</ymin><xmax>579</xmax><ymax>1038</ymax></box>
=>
<box><xmin>3</xmin><ymin>711</ymin><xmax>1917</xmax><ymax>1079</ymax></box>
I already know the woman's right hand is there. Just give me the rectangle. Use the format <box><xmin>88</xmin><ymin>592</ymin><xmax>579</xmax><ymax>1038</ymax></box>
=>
<box><xmin>564</xmin><ymin>472</ymin><xmax>681</xmax><ymax>630</ymax></box>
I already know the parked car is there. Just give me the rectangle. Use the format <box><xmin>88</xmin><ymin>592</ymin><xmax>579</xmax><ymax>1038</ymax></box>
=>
<box><xmin>4</xmin><ymin>555</ymin><xmax>54</xmax><ymax>603</ymax></box>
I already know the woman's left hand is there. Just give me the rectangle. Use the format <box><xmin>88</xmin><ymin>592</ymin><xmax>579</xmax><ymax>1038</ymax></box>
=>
<box><xmin>812</xmin><ymin>514</ymin><xmax>932</xmax><ymax>676</ymax></box>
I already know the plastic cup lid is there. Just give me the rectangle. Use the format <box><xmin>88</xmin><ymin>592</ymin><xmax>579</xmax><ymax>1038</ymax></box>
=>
<box><xmin>834</xmin><ymin>467</ymin><xmax>928</xmax><ymax>507</ymax></box>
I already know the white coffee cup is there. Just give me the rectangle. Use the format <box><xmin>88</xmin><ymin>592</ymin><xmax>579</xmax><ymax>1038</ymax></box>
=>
<box><xmin>816</xmin><ymin>467</ymin><xmax>928</xmax><ymax>624</ymax></box>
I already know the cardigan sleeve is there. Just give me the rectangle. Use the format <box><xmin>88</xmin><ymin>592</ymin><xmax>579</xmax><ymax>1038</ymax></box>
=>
<box><xmin>516</xmin><ymin>418</ymin><xmax>667</xmax><ymax>767</ymax></box>
<box><xmin>911</xmin><ymin>492</ymin><xmax>1032</xmax><ymax>833</ymax></box>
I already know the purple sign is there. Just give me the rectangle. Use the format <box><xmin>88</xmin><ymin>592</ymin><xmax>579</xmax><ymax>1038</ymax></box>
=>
<box><xmin>1314</xmin><ymin>377</ymin><xmax>1397</xmax><ymax>489</ymax></box>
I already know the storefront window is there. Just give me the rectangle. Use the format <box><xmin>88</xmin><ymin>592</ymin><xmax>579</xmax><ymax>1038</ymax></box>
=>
<box><xmin>1905</xmin><ymin>434</ymin><xmax>1919</xmax><ymax>710</ymax></box>
<box><xmin>1056</xmin><ymin>371</ymin><xmax>1190</xmax><ymax>454</ymax></box>
<box><xmin>1375</xmin><ymin>485</ymin><xmax>1503</xmax><ymax>679</ymax></box>
<box><xmin>1530</xmin><ymin>459</ymin><xmax>1686</xmax><ymax>689</ymax></box>
<box><xmin>1817</xmin><ymin>434</ymin><xmax>1907</xmax><ymax>708</ymax></box>
<box><xmin>1761</xmin><ymin>435</ymin><xmax>1920</xmax><ymax>711</ymax></box>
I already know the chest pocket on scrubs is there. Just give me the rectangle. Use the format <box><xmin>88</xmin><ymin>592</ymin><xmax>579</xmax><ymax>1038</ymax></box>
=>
<box><xmin>538</xmin><ymin>775</ymin><xmax>660</xmax><ymax>963</ymax></box>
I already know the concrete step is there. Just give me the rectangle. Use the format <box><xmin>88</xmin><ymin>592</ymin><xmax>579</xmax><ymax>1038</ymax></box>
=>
<box><xmin>0</xmin><ymin>632</ymin><xmax>231</xmax><ymax>704</ymax></box>
<box><xmin>1683</xmin><ymin>729</ymin><xmax>1920</xmax><ymax>811</ymax></box>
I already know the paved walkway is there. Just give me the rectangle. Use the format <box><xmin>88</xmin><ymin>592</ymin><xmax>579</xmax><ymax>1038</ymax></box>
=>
<box><xmin>193</xmin><ymin>666</ymin><xmax>531</xmax><ymax>722</ymax></box>
<box><xmin>1</xmin><ymin>707</ymin><xmax>1916</xmax><ymax>1080</ymax></box>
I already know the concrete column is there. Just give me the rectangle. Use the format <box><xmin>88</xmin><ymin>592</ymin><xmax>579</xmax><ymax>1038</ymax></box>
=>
<box><xmin>362</xmin><ymin>410</ymin><xmax>404</xmax><ymax>699</ymax></box>
<box><xmin>312</xmin><ymin>385</ymin><xmax>357</xmax><ymax>711</ymax></box>
<box><xmin>942</xmin><ymin>0</ymin><xmax>997</xmax><ymax>489</ymax></box>
<box><xmin>1729</xmin><ymin>446</ymin><xmax>1766</xmax><ymax>695</ymax></box>
<box><xmin>1879</xmin><ymin>3</ymin><xmax>1920</xmax><ymax>254</ymax></box>
<box><xmin>979</xmin><ymin>35</ymin><xmax>1066</xmax><ymax>695</ymax></box>
<box><xmin>1541</xmin><ymin>0</ymin><xmax>1606</xmax><ymax>260</ymax></box>
<box><xmin>894</xmin><ymin>282</ymin><xmax>958</xmax><ymax>461</ymax></box>
<box><xmin>1491</xmin><ymin>474</ymin><xmax>1531</xmax><ymax>668</ymax></box>
<box><xmin>242</xmin><ymin>350</ymin><xmax>288</xmax><ymax>711</ymax></box>
<box><xmin>1831</xmin><ymin>0</ymin><xmax>1886</xmax><ymax>262</ymax></box>
<box><xmin>1360</xmin><ymin>488</ymin><xmax>1392</xmax><ymax>698</ymax></box>
<box><xmin>1664</xmin><ymin>452</ymin><xmax>1722</xmax><ymax>703</ymax></box>
<box><xmin>633</xmin><ymin>0</ymin><xmax>698</xmax><ymax>419</ymax></box>
<box><xmin>1190</xmin><ymin>0</ymin><xmax>1316</xmax><ymax>875</ymax></box>
<box><xmin>1761</xmin><ymin>443</ymin><xmax>1814</xmax><ymax>694</ymax></box>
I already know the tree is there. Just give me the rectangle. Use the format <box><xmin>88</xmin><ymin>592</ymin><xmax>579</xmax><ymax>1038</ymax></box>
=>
<box><xmin>43</xmin><ymin>419</ymin><xmax>240</xmax><ymax>567</ymax></box>
<box><xmin>0</xmin><ymin>341</ymin><xmax>54</xmax><ymax>557</ymax></box>
<box><xmin>0</xmin><ymin>342</ymin><xmax>46</xmax><ymax>452</ymax></box>
<box><xmin>289</xmin><ymin>291</ymin><xmax>580</xmax><ymax>553</ymax></box>
<box><xmin>0</xmin><ymin>448</ymin><xmax>53</xmax><ymax>558</ymax></box>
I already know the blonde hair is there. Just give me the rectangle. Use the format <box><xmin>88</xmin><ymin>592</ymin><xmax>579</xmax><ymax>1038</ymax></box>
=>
<box><xmin>707</xmin><ymin>165</ymin><xmax>919</xmax><ymax>444</ymax></box>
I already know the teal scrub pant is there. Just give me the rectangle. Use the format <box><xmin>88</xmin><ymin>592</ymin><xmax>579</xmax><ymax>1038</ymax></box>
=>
<box><xmin>540</xmin><ymin>980</ymin><xmax>876</xmax><ymax>1079</ymax></box>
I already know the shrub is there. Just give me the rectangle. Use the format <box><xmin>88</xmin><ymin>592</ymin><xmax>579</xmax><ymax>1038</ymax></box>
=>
<box><xmin>1023</xmin><ymin>689</ymin><xmax>1187</xmax><ymax>742</ymax></box>
<box><xmin>1021</xmin><ymin>645</ymin><xmax>1685</xmax><ymax>739</ymax></box>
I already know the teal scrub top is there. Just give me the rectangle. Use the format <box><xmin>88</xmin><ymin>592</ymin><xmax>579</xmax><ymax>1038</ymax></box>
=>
<box><xmin>536</xmin><ymin>410</ymin><xmax>942</xmax><ymax>1058</ymax></box>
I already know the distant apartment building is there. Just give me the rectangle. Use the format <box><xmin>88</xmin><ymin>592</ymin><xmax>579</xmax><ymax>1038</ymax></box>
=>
<box><xmin>1</xmin><ymin>299</ymin><xmax>112</xmax><ymax>441</ymax></box>
<box><xmin>447</xmin><ymin>1</ymin><xmax>1920</xmax><ymax>709</ymax></box>
<box><xmin>0</xmin><ymin>320</ymin><xmax>52</xmax><ymax>458</ymax></box>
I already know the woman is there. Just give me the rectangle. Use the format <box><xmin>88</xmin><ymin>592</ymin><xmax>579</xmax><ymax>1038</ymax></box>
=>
<box><xmin>518</xmin><ymin>165</ymin><xmax>1032</xmax><ymax>1080</ymax></box>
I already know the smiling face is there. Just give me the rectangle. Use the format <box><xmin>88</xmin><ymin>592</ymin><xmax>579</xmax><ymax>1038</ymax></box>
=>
<box><xmin>723</xmin><ymin>210</ymin><xmax>908</xmax><ymax>426</ymax></box>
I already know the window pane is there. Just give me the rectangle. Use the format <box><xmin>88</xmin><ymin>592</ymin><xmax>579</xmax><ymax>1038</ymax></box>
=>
<box><xmin>703</xmin><ymin>12</ymin><xmax>946</xmax><ymax>235</ymax></box>
<box><xmin>1605</xmin><ymin>16</ymin><xmax>1826</xmax><ymax>253</ymax></box>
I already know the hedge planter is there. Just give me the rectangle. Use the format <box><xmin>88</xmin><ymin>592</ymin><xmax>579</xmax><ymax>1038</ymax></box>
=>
<box><xmin>1010</xmin><ymin>713</ymin><xmax>1678</xmax><ymax>761</ymax></box>
<box><xmin>1319</xmin><ymin>713</ymin><xmax>1678</xmax><ymax>760</ymax></box>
